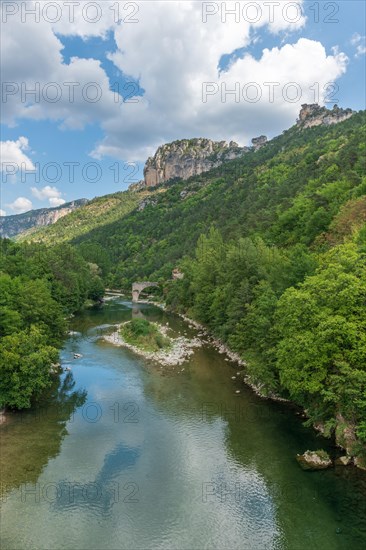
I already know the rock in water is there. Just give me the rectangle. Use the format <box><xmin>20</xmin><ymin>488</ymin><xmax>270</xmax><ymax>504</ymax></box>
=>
<box><xmin>335</xmin><ymin>456</ymin><xmax>352</xmax><ymax>466</ymax></box>
<box><xmin>296</xmin><ymin>450</ymin><xmax>332</xmax><ymax>470</ymax></box>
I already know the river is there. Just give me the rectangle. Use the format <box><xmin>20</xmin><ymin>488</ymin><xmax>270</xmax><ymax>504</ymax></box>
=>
<box><xmin>1</xmin><ymin>299</ymin><xmax>365</xmax><ymax>549</ymax></box>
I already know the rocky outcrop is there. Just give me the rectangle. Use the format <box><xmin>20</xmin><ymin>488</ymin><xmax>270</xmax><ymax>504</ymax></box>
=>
<box><xmin>143</xmin><ymin>138</ymin><xmax>250</xmax><ymax>187</ymax></box>
<box><xmin>296</xmin><ymin>450</ymin><xmax>332</xmax><ymax>470</ymax></box>
<box><xmin>335</xmin><ymin>456</ymin><xmax>352</xmax><ymax>466</ymax></box>
<box><xmin>128</xmin><ymin>104</ymin><xmax>355</xmax><ymax>191</ymax></box>
<box><xmin>128</xmin><ymin>180</ymin><xmax>146</xmax><ymax>192</ymax></box>
<box><xmin>0</xmin><ymin>199</ymin><xmax>88</xmax><ymax>238</ymax></box>
<box><xmin>297</xmin><ymin>104</ymin><xmax>354</xmax><ymax>128</ymax></box>
<box><xmin>251</xmin><ymin>135</ymin><xmax>267</xmax><ymax>150</ymax></box>
<box><xmin>137</xmin><ymin>197</ymin><xmax>157</xmax><ymax>211</ymax></box>
<box><xmin>172</xmin><ymin>268</ymin><xmax>184</xmax><ymax>280</ymax></box>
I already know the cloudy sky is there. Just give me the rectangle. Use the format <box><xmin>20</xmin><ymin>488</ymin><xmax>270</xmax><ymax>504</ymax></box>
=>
<box><xmin>0</xmin><ymin>0</ymin><xmax>365</xmax><ymax>215</ymax></box>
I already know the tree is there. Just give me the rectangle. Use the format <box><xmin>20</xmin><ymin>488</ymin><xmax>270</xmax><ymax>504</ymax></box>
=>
<box><xmin>0</xmin><ymin>326</ymin><xmax>58</xmax><ymax>409</ymax></box>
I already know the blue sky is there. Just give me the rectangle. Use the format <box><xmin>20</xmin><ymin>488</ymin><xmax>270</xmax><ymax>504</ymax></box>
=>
<box><xmin>1</xmin><ymin>1</ymin><xmax>365</xmax><ymax>215</ymax></box>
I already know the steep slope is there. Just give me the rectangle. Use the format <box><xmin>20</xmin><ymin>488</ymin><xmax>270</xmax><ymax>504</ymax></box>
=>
<box><xmin>17</xmin><ymin>188</ymin><xmax>163</xmax><ymax>245</ymax></box>
<box><xmin>0</xmin><ymin>199</ymin><xmax>88</xmax><ymax>239</ymax></box>
<box><xmin>58</xmin><ymin>111</ymin><xmax>365</xmax><ymax>284</ymax></box>
<box><xmin>143</xmin><ymin>137</ymin><xmax>252</xmax><ymax>186</ymax></box>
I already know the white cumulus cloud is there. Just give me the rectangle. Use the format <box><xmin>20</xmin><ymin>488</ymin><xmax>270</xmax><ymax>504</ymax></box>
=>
<box><xmin>49</xmin><ymin>197</ymin><xmax>66</xmax><ymax>207</ymax></box>
<box><xmin>31</xmin><ymin>185</ymin><xmax>65</xmax><ymax>206</ymax></box>
<box><xmin>351</xmin><ymin>33</ymin><xmax>366</xmax><ymax>58</ymax></box>
<box><xmin>0</xmin><ymin>209</ymin><xmax>6</xmax><ymax>216</ymax></box>
<box><xmin>1</xmin><ymin>0</ymin><xmax>349</xmax><ymax>162</ymax></box>
<box><xmin>0</xmin><ymin>137</ymin><xmax>35</xmax><ymax>172</ymax></box>
<box><xmin>7</xmin><ymin>197</ymin><xmax>33</xmax><ymax>214</ymax></box>
<box><xmin>31</xmin><ymin>185</ymin><xmax>61</xmax><ymax>200</ymax></box>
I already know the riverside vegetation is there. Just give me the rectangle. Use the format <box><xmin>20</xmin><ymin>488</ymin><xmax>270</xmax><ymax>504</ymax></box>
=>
<box><xmin>0</xmin><ymin>240</ymin><xmax>104</xmax><ymax>410</ymax></box>
<box><xmin>2</xmin><ymin>110</ymin><xmax>366</xmax><ymax>464</ymax></box>
<box><xmin>120</xmin><ymin>318</ymin><xmax>171</xmax><ymax>352</ymax></box>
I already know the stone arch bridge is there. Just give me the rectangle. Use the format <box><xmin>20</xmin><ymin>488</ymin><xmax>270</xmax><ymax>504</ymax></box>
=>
<box><xmin>132</xmin><ymin>282</ymin><xmax>159</xmax><ymax>302</ymax></box>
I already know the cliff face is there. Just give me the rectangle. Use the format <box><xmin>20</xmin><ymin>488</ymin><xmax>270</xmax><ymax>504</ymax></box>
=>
<box><xmin>141</xmin><ymin>105</ymin><xmax>355</xmax><ymax>189</ymax></box>
<box><xmin>297</xmin><ymin>104</ymin><xmax>354</xmax><ymax>128</ymax></box>
<box><xmin>135</xmin><ymin>104</ymin><xmax>356</xmax><ymax>190</ymax></box>
<box><xmin>0</xmin><ymin>199</ymin><xmax>88</xmax><ymax>238</ymax></box>
<box><xmin>143</xmin><ymin>138</ymin><xmax>251</xmax><ymax>187</ymax></box>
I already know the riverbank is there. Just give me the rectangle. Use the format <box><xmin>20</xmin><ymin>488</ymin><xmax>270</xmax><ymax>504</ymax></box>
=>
<box><xmin>3</xmin><ymin>296</ymin><xmax>365</xmax><ymax>549</ymax></box>
<box><xmin>148</xmin><ymin>300</ymin><xmax>288</xmax><ymax>402</ymax></box>
<box><xmin>146</xmin><ymin>299</ymin><xmax>366</xmax><ymax>470</ymax></box>
<box><xmin>104</xmin><ymin>321</ymin><xmax>202</xmax><ymax>367</ymax></box>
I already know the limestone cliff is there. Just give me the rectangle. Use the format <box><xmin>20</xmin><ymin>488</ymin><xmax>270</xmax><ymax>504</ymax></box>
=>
<box><xmin>143</xmin><ymin>138</ymin><xmax>250</xmax><ymax>187</ymax></box>
<box><xmin>297</xmin><ymin>104</ymin><xmax>354</xmax><ymax>128</ymax></box>
<box><xmin>131</xmin><ymin>104</ymin><xmax>355</xmax><ymax>191</ymax></box>
<box><xmin>0</xmin><ymin>199</ymin><xmax>88</xmax><ymax>239</ymax></box>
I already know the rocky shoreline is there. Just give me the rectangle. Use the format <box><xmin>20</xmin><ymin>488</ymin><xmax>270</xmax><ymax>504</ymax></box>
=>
<box><xmin>104</xmin><ymin>322</ymin><xmax>202</xmax><ymax>367</ymax></box>
<box><xmin>150</xmin><ymin>301</ymin><xmax>288</xmax><ymax>402</ymax></box>
<box><xmin>148</xmin><ymin>300</ymin><xmax>366</xmax><ymax>470</ymax></box>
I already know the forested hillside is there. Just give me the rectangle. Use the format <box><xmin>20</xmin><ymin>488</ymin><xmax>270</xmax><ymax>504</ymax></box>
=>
<box><xmin>0</xmin><ymin>199</ymin><xmax>88</xmax><ymax>239</ymax></box>
<box><xmin>41</xmin><ymin>111</ymin><xmax>365</xmax><ymax>287</ymax></box>
<box><xmin>18</xmin><ymin>111</ymin><xmax>366</xmax><ymax>462</ymax></box>
<box><xmin>19</xmin><ymin>189</ymin><xmax>161</xmax><ymax>246</ymax></box>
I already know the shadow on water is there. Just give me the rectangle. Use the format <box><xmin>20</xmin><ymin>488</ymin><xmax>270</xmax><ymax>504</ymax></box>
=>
<box><xmin>0</xmin><ymin>372</ymin><xmax>87</xmax><ymax>497</ymax></box>
<box><xmin>49</xmin><ymin>441</ymin><xmax>141</xmax><ymax>517</ymax></box>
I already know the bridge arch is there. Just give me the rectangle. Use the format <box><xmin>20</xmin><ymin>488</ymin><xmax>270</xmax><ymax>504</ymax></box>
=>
<box><xmin>132</xmin><ymin>281</ymin><xmax>159</xmax><ymax>302</ymax></box>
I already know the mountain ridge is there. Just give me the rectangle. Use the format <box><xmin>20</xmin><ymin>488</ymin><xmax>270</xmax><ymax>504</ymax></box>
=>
<box><xmin>0</xmin><ymin>199</ymin><xmax>88</xmax><ymax>239</ymax></box>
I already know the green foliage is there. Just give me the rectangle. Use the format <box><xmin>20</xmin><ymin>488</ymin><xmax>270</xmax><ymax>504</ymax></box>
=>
<box><xmin>18</xmin><ymin>191</ymin><xmax>141</xmax><ymax>245</ymax></box>
<box><xmin>120</xmin><ymin>319</ymin><xmax>171</xmax><ymax>352</ymax></box>
<box><xmin>127</xmin><ymin>318</ymin><xmax>153</xmax><ymax>337</ymax></box>
<box><xmin>17</xmin><ymin>111</ymin><xmax>366</xmax><ymax>451</ymax></box>
<box><xmin>0</xmin><ymin>239</ymin><xmax>105</xmax><ymax>410</ymax></box>
<box><xmin>24</xmin><ymin>111</ymin><xmax>363</xmax><ymax>287</ymax></box>
<box><xmin>0</xmin><ymin>326</ymin><xmax>59</xmax><ymax>409</ymax></box>
<box><xmin>276</xmin><ymin>241</ymin><xmax>366</xmax><ymax>426</ymax></box>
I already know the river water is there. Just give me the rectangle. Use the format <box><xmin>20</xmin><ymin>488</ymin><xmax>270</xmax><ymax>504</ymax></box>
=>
<box><xmin>1</xmin><ymin>299</ymin><xmax>365</xmax><ymax>549</ymax></box>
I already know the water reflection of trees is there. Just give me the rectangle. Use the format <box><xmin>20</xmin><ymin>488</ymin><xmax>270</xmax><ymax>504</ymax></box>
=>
<box><xmin>142</xmin><ymin>346</ymin><xmax>366</xmax><ymax>547</ymax></box>
<box><xmin>0</xmin><ymin>372</ymin><xmax>87</xmax><ymax>497</ymax></box>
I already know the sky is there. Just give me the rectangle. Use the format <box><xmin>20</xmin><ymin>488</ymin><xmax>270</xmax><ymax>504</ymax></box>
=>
<box><xmin>1</xmin><ymin>0</ymin><xmax>365</xmax><ymax>215</ymax></box>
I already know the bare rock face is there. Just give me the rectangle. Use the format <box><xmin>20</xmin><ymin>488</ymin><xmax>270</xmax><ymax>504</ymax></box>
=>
<box><xmin>296</xmin><ymin>450</ymin><xmax>332</xmax><ymax>470</ymax></box>
<box><xmin>172</xmin><ymin>268</ymin><xmax>184</xmax><ymax>280</ymax></box>
<box><xmin>143</xmin><ymin>138</ymin><xmax>250</xmax><ymax>187</ymax></box>
<box><xmin>251</xmin><ymin>135</ymin><xmax>268</xmax><ymax>150</ymax></box>
<box><xmin>0</xmin><ymin>199</ymin><xmax>88</xmax><ymax>238</ymax></box>
<box><xmin>130</xmin><ymin>103</ymin><xmax>355</xmax><ymax>192</ymax></box>
<box><xmin>335</xmin><ymin>456</ymin><xmax>352</xmax><ymax>466</ymax></box>
<box><xmin>298</xmin><ymin>104</ymin><xmax>354</xmax><ymax>129</ymax></box>
<box><xmin>128</xmin><ymin>180</ymin><xmax>146</xmax><ymax>192</ymax></box>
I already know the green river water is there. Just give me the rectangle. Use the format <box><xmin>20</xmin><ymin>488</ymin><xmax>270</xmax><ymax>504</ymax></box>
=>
<box><xmin>1</xmin><ymin>299</ymin><xmax>365</xmax><ymax>549</ymax></box>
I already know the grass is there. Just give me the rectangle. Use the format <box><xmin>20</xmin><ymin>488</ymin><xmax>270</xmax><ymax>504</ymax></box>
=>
<box><xmin>120</xmin><ymin>319</ymin><xmax>171</xmax><ymax>352</ymax></box>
